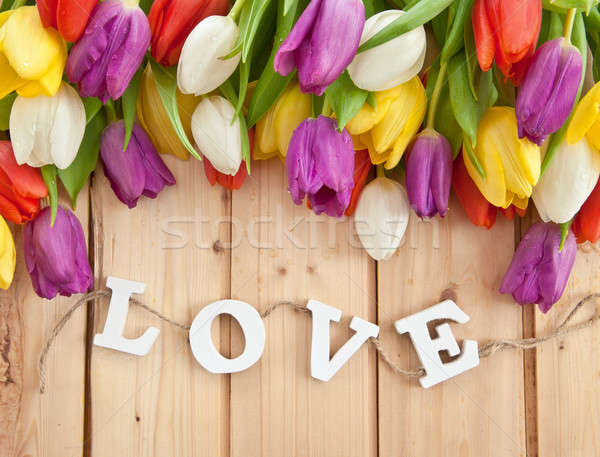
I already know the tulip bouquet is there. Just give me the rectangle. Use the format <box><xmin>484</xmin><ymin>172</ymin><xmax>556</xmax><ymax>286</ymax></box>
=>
<box><xmin>0</xmin><ymin>0</ymin><xmax>599</xmax><ymax>313</ymax></box>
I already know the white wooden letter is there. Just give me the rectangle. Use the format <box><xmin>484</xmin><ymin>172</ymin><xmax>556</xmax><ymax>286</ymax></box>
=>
<box><xmin>189</xmin><ymin>299</ymin><xmax>265</xmax><ymax>373</ymax></box>
<box><xmin>394</xmin><ymin>300</ymin><xmax>479</xmax><ymax>388</ymax></box>
<box><xmin>93</xmin><ymin>276</ymin><xmax>160</xmax><ymax>356</ymax></box>
<box><xmin>307</xmin><ymin>299</ymin><xmax>379</xmax><ymax>382</ymax></box>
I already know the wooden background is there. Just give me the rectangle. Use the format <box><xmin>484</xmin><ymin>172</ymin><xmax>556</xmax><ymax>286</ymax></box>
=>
<box><xmin>0</xmin><ymin>153</ymin><xmax>599</xmax><ymax>457</ymax></box>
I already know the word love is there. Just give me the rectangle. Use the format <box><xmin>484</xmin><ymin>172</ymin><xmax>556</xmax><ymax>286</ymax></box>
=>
<box><xmin>94</xmin><ymin>277</ymin><xmax>480</xmax><ymax>388</ymax></box>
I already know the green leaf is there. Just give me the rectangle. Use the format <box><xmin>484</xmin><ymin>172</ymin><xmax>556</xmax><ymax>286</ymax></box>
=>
<box><xmin>463</xmin><ymin>15</ymin><xmax>479</xmax><ymax>100</ymax></box>
<box><xmin>311</xmin><ymin>94</ymin><xmax>325</xmax><ymax>118</ymax></box>
<box><xmin>358</xmin><ymin>0</ymin><xmax>453</xmax><ymax>53</ymax></box>
<box><xmin>463</xmin><ymin>134</ymin><xmax>485</xmax><ymax>179</ymax></box>
<box><xmin>242</xmin><ymin>0</ymin><xmax>274</xmax><ymax>63</ymax></box>
<box><xmin>588</xmin><ymin>30</ymin><xmax>600</xmax><ymax>81</ymax></box>
<box><xmin>82</xmin><ymin>97</ymin><xmax>103</xmax><ymax>124</ymax></box>
<box><xmin>493</xmin><ymin>65</ymin><xmax>515</xmax><ymax>106</ymax></box>
<box><xmin>477</xmin><ymin>68</ymin><xmax>498</xmax><ymax>116</ymax></box>
<box><xmin>435</xmin><ymin>85</ymin><xmax>463</xmax><ymax>159</ymax></box>
<box><xmin>448</xmin><ymin>52</ymin><xmax>479</xmax><ymax>146</ymax></box>
<box><xmin>542</xmin><ymin>0</ymin><xmax>597</xmax><ymax>13</ymax></box>
<box><xmin>121</xmin><ymin>66</ymin><xmax>143</xmax><ymax>151</ymax></box>
<box><xmin>0</xmin><ymin>93</ymin><xmax>16</xmax><ymax>131</ymax></box>
<box><xmin>149</xmin><ymin>59</ymin><xmax>201</xmax><ymax>160</ymax></box>
<box><xmin>325</xmin><ymin>71</ymin><xmax>368</xmax><ymax>131</ymax></box>
<box><xmin>440</xmin><ymin>0</ymin><xmax>474</xmax><ymax>63</ymax></box>
<box><xmin>366</xmin><ymin>92</ymin><xmax>377</xmax><ymax>109</ymax></box>
<box><xmin>584</xmin><ymin>5</ymin><xmax>600</xmax><ymax>31</ymax></box>
<box><xmin>572</xmin><ymin>12</ymin><xmax>587</xmax><ymax>95</ymax></box>
<box><xmin>246</xmin><ymin>0</ymin><xmax>302</xmax><ymax>127</ymax></box>
<box><xmin>541</xmin><ymin>124</ymin><xmax>567</xmax><ymax>175</ymax></box>
<box><xmin>283</xmin><ymin>0</ymin><xmax>297</xmax><ymax>15</ymax></box>
<box><xmin>547</xmin><ymin>11</ymin><xmax>565</xmax><ymax>40</ymax></box>
<box><xmin>58</xmin><ymin>113</ymin><xmax>105</xmax><ymax>208</ymax></box>
<box><xmin>41</xmin><ymin>165</ymin><xmax>58</xmax><ymax>226</ymax></box>
<box><xmin>139</xmin><ymin>0</ymin><xmax>153</xmax><ymax>14</ymax></box>
<box><xmin>431</xmin><ymin>7</ymin><xmax>450</xmax><ymax>45</ymax></box>
<box><xmin>363</xmin><ymin>0</ymin><xmax>387</xmax><ymax>18</ymax></box>
<box><xmin>559</xmin><ymin>219</ymin><xmax>573</xmax><ymax>250</ymax></box>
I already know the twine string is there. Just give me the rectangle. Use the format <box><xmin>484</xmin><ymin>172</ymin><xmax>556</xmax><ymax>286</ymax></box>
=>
<box><xmin>38</xmin><ymin>291</ymin><xmax>600</xmax><ymax>393</ymax></box>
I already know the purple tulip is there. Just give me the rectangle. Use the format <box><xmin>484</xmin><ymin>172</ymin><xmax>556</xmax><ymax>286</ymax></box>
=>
<box><xmin>405</xmin><ymin>129</ymin><xmax>452</xmax><ymax>218</ymax></box>
<box><xmin>499</xmin><ymin>222</ymin><xmax>576</xmax><ymax>313</ymax></box>
<box><xmin>24</xmin><ymin>207</ymin><xmax>93</xmax><ymax>299</ymax></box>
<box><xmin>274</xmin><ymin>0</ymin><xmax>365</xmax><ymax>95</ymax></box>
<box><xmin>100</xmin><ymin>121</ymin><xmax>175</xmax><ymax>208</ymax></box>
<box><xmin>65</xmin><ymin>0</ymin><xmax>150</xmax><ymax>102</ymax></box>
<box><xmin>516</xmin><ymin>38</ymin><xmax>582</xmax><ymax>145</ymax></box>
<box><xmin>286</xmin><ymin>115</ymin><xmax>355</xmax><ymax>217</ymax></box>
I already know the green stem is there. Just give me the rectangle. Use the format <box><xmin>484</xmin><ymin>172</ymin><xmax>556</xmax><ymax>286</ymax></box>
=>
<box><xmin>321</xmin><ymin>95</ymin><xmax>331</xmax><ymax>117</ymax></box>
<box><xmin>376</xmin><ymin>165</ymin><xmax>385</xmax><ymax>178</ymax></box>
<box><xmin>104</xmin><ymin>100</ymin><xmax>118</xmax><ymax>124</ymax></box>
<box><xmin>228</xmin><ymin>0</ymin><xmax>247</xmax><ymax>21</ymax></box>
<box><xmin>10</xmin><ymin>0</ymin><xmax>27</xmax><ymax>9</ymax></box>
<box><xmin>563</xmin><ymin>8</ymin><xmax>577</xmax><ymax>43</ymax></box>
<box><xmin>426</xmin><ymin>62</ymin><xmax>447</xmax><ymax>129</ymax></box>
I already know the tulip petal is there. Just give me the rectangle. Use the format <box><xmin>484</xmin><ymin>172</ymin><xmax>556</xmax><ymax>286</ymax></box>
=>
<box><xmin>567</xmin><ymin>82</ymin><xmax>600</xmax><ymax>146</ymax></box>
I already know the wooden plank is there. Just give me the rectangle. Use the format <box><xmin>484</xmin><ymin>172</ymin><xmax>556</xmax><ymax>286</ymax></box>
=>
<box><xmin>535</xmin><ymin>242</ymin><xmax>600</xmax><ymax>456</ymax></box>
<box><xmin>88</xmin><ymin>156</ymin><xmax>230</xmax><ymax>456</ymax></box>
<box><xmin>230</xmin><ymin>159</ymin><xmax>378</xmax><ymax>457</ymax></box>
<box><xmin>0</xmin><ymin>188</ymin><xmax>89</xmax><ymax>457</ymax></box>
<box><xmin>377</xmin><ymin>195</ymin><xmax>526</xmax><ymax>456</ymax></box>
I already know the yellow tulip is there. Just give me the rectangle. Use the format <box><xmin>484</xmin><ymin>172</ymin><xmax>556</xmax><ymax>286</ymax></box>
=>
<box><xmin>346</xmin><ymin>76</ymin><xmax>426</xmax><ymax>169</ymax></box>
<box><xmin>0</xmin><ymin>215</ymin><xmax>15</xmax><ymax>290</ymax></box>
<box><xmin>567</xmin><ymin>81</ymin><xmax>600</xmax><ymax>151</ymax></box>
<box><xmin>464</xmin><ymin>106</ymin><xmax>540</xmax><ymax>209</ymax></box>
<box><xmin>0</xmin><ymin>7</ymin><xmax>67</xmax><ymax>99</ymax></box>
<box><xmin>136</xmin><ymin>64</ymin><xmax>199</xmax><ymax>160</ymax></box>
<box><xmin>254</xmin><ymin>82</ymin><xmax>312</xmax><ymax>161</ymax></box>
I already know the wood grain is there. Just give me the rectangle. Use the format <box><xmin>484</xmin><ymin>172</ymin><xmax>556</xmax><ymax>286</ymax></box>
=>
<box><xmin>229</xmin><ymin>159</ymin><xmax>378</xmax><ymax>457</ymax></box>
<box><xmin>535</xmin><ymin>242</ymin><xmax>600</xmax><ymax>457</ymax></box>
<box><xmin>87</xmin><ymin>156</ymin><xmax>231</xmax><ymax>457</ymax></box>
<box><xmin>377</xmin><ymin>195</ymin><xmax>527</xmax><ymax>457</ymax></box>
<box><xmin>0</xmin><ymin>189</ymin><xmax>89</xmax><ymax>457</ymax></box>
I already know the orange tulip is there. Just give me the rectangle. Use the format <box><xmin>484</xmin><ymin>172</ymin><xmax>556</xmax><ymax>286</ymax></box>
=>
<box><xmin>472</xmin><ymin>0</ymin><xmax>541</xmax><ymax>85</ymax></box>
<box><xmin>572</xmin><ymin>180</ymin><xmax>600</xmax><ymax>244</ymax></box>
<box><xmin>203</xmin><ymin>129</ymin><xmax>254</xmax><ymax>191</ymax></box>
<box><xmin>37</xmin><ymin>0</ymin><xmax>98</xmax><ymax>42</ymax></box>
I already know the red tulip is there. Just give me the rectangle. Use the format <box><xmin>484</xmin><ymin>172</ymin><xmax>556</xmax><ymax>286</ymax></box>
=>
<box><xmin>203</xmin><ymin>129</ymin><xmax>253</xmax><ymax>191</ymax></box>
<box><xmin>472</xmin><ymin>0</ymin><xmax>541</xmax><ymax>86</ymax></box>
<box><xmin>500</xmin><ymin>204</ymin><xmax>527</xmax><ymax>221</ymax></box>
<box><xmin>345</xmin><ymin>149</ymin><xmax>372</xmax><ymax>217</ymax></box>
<box><xmin>452</xmin><ymin>153</ymin><xmax>496</xmax><ymax>229</ymax></box>
<box><xmin>148</xmin><ymin>0</ymin><xmax>230</xmax><ymax>66</ymax></box>
<box><xmin>37</xmin><ymin>0</ymin><xmax>98</xmax><ymax>42</ymax></box>
<box><xmin>0</xmin><ymin>141</ymin><xmax>48</xmax><ymax>224</ymax></box>
<box><xmin>572</xmin><ymin>180</ymin><xmax>600</xmax><ymax>244</ymax></box>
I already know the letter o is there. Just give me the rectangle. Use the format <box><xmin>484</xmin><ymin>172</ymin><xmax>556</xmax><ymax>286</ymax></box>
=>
<box><xmin>189</xmin><ymin>299</ymin><xmax>265</xmax><ymax>373</ymax></box>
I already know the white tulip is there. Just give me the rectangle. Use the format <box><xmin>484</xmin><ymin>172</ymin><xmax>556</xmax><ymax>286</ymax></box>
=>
<box><xmin>191</xmin><ymin>95</ymin><xmax>242</xmax><ymax>176</ymax></box>
<box><xmin>177</xmin><ymin>15</ymin><xmax>241</xmax><ymax>96</ymax></box>
<box><xmin>533</xmin><ymin>137</ymin><xmax>600</xmax><ymax>224</ymax></box>
<box><xmin>347</xmin><ymin>10</ymin><xmax>426</xmax><ymax>92</ymax></box>
<box><xmin>9</xmin><ymin>83</ymin><xmax>85</xmax><ymax>169</ymax></box>
<box><xmin>354</xmin><ymin>177</ymin><xmax>410</xmax><ymax>261</ymax></box>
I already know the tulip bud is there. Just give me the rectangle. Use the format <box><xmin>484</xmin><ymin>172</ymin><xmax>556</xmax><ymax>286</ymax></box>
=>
<box><xmin>500</xmin><ymin>222</ymin><xmax>576</xmax><ymax>313</ymax></box>
<box><xmin>10</xmin><ymin>83</ymin><xmax>86</xmax><ymax>169</ymax></box>
<box><xmin>177</xmin><ymin>16</ymin><xmax>241</xmax><ymax>96</ymax></box>
<box><xmin>354</xmin><ymin>176</ymin><xmax>410</xmax><ymax>261</ymax></box>
<box><xmin>0</xmin><ymin>141</ymin><xmax>48</xmax><ymax>224</ymax></box>
<box><xmin>347</xmin><ymin>10</ymin><xmax>426</xmax><ymax>92</ymax></box>
<box><xmin>203</xmin><ymin>129</ymin><xmax>254</xmax><ymax>191</ymax></box>
<box><xmin>191</xmin><ymin>96</ymin><xmax>242</xmax><ymax>176</ymax></box>
<box><xmin>286</xmin><ymin>116</ymin><xmax>355</xmax><ymax>217</ymax></box>
<box><xmin>0</xmin><ymin>6</ymin><xmax>67</xmax><ymax>98</ymax></box>
<box><xmin>567</xmin><ymin>81</ymin><xmax>600</xmax><ymax>151</ymax></box>
<box><xmin>346</xmin><ymin>77</ymin><xmax>427</xmax><ymax>169</ymax></box>
<box><xmin>0</xmin><ymin>215</ymin><xmax>16</xmax><ymax>290</ymax></box>
<box><xmin>37</xmin><ymin>0</ymin><xmax>98</xmax><ymax>42</ymax></box>
<box><xmin>532</xmin><ymin>137</ymin><xmax>600</xmax><ymax>224</ymax></box>
<box><xmin>137</xmin><ymin>64</ymin><xmax>199</xmax><ymax>160</ymax></box>
<box><xmin>149</xmin><ymin>0</ymin><xmax>229</xmax><ymax>66</ymax></box>
<box><xmin>452</xmin><ymin>153</ymin><xmax>497</xmax><ymax>229</ymax></box>
<box><xmin>345</xmin><ymin>149</ymin><xmax>372</xmax><ymax>217</ymax></box>
<box><xmin>254</xmin><ymin>83</ymin><xmax>312</xmax><ymax>161</ymax></box>
<box><xmin>516</xmin><ymin>38</ymin><xmax>582</xmax><ymax>145</ymax></box>
<box><xmin>65</xmin><ymin>0</ymin><xmax>150</xmax><ymax>102</ymax></box>
<box><xmin>100</xmin><ymin>121</ymin><xmax>176</xmax><ymax>208</ymax></box>
<box><xmin>405</xmin><ymin>129</ymin><xmax>452</xmax><ymax>218</ymax></box>
<box><xmin>464</xmin><ymin>107</ymin><xmax>540</xmax><ymax>209</ymax></box>
<box><xmin>24</xmin><ymin>206</ymin><xmax>93</xmax><ymax>299</ymax></box>
<box><xmin>274</xmin><ymin>0</ymin><xmax>365</xmax><ymax>95</ymax></box>
<box><xmin>472</xmin><ymin>0</ymin><xmax>541</xmax><ymax>85</ymax></box>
